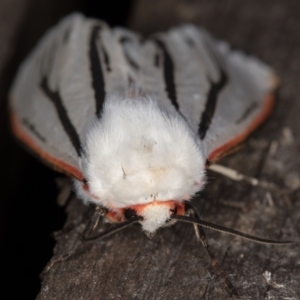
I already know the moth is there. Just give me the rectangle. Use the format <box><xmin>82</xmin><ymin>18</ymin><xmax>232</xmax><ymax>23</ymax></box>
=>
<box><xmin>10</xmin><ymin>13</ymin><xmax>291</xmax><ymax>294</ymax></box>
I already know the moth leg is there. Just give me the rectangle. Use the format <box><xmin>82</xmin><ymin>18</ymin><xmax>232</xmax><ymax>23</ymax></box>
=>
<box><xmin>186</xmin><ymin>206</ymin><xmax>238</xmax><ymax>298</ymax></box>
<box><xmin>55</xmin><ymin>177</ymin><xmax>73</xmax><ymax>207</ymax></box>
<box><xmin>40</xmin><ymin>205</ymin><xmax>105</xmax><ymax>279</ymax></box>
<box><xmin>209</xmin><ymin>163</ymin><xmax>277</xmax><ymax>190</ymax></box>
<box><xmin>193</xmin><ymin>223</ymin><xmax>238</xmax><ymax>298</ymax></box>
<box><xmin>81</xmin><ymin>205</ymin><xmax>107</xmax><ymax>239</ymax></box>
<box><xmin>51</xmin><ymin>177</ymin><xmax>76</xmax><ymax>239</ymax></box>
<box><xmin>53</xmin><ymin>175</ymin><xmax>106</xmax><ymax>239</ymax></box>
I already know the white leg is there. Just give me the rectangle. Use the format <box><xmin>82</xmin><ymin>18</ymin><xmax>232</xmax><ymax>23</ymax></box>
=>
<box><xmin>208</xmin><ymin>163</ymin><xmax>276</xmax><ymax>190</ymax></box>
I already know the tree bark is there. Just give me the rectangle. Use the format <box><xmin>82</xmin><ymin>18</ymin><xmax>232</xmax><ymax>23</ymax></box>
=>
<box><xmin>6</xmin><ymin>1</ymin><xmax>300</xmax><ymax>299</ymax></box>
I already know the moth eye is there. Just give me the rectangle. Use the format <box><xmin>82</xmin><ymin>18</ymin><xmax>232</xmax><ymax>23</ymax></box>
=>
<box><xmin>124</xmin><ymin>208</ymin><xmax>137</xmax><ymax>220</ymax></box>
<box><xmin>165</xmin><ymin>206</ymin><xmax>178</xmax><ymax>224</ymax></box>
<box><xmin>170</xmin><ymin>206</ymin><xmax>178</xmax><ymax>216</ymax></box>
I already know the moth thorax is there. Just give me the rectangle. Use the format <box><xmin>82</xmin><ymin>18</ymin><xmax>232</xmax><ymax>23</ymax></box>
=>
<box><xmin>82</xmin><ymin>94</ymin><xmax>206</xmax><ymax>208</ymax></box>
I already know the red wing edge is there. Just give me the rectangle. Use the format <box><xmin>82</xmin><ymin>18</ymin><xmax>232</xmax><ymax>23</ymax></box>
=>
<box><xmin>208</xmin><ymin>92</ymin><xmax>275</xmax><ymax>163</ymax></box>
<box><xmin>10</xmin><ymin>110</ymin><xmax>84</xmax><ymax>181</ymax></box>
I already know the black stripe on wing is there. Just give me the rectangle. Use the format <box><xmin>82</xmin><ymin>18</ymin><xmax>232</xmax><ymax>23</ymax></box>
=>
<box><xmin>154</xmin><ymin>39</ymin><xmax>179</xmax><ymax>111</ymax></box>
<box><xmin>154</xmin><ymin>53</ymin><xmax>160</xmax><ymax>67</ymax></box>
<box><xmin>40</xmin><ymin>76</ymin><xmax>84</xmax><ymax>157</ymax></box>
<box><xmin>198</xmin><ymin>68</ymin><xmax>228</xmax><ymax>140</ymax></box>
<box><xmin>89</xmin><ymin>25</ymin><xmax>106</xmax><ymax>118</ymax></box>
<box><xmin>22</xmin><ymin>118</ymin><xmax>46</xmax><ymax>143</ymax></box>
<box><xmin>101</xmin><ymin>44</ymin><xmax>112</xmax><ymax>72</ymax></box>
<box><xmin>235</xmin><ymin>102</ymin><xmax>258</xmax><ymax>124</ymax></box>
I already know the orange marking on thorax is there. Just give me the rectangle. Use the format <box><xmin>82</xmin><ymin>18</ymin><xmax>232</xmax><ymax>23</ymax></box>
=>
<box><xmin>128</xmin><ymin>200</ymin><xmax>185</xmax><ymax>215</ymax></box>
<box><xmin>105</xmin><ymin>200</ymin><xmax>186</xmax><ymax>224</ymax></box>
<box><xmin>106</xmin><ymin>209</ymin><xmax>125</xmax><ymax>223</ymax></box>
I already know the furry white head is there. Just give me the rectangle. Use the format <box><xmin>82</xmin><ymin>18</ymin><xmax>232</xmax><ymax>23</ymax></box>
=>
<box><xmin>139</xmin><ymin>203</ymin><xmax>174</xmax><ymax>233</ymax></box>
<box><xmin>75</xmin><ymin>94</ymin><xmax>206</xmax><ymax>232</ymax></box>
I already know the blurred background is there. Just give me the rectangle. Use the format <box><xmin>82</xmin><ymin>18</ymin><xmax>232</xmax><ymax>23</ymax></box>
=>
<box><xmin>1</xmin><ymin>0</ymin><xmax>299</xmax><ymax>299</ymax></box>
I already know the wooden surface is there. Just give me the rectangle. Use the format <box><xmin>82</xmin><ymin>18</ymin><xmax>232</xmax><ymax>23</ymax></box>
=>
<box><xmin>2</xmin><ymin>1</ymin><xmax>300</xmax><ymax>299</ymax></box>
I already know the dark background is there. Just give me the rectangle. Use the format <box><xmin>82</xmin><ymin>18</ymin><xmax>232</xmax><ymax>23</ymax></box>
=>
<box><xmin>0</xmin><ymin>0</ymin><xmax>132</xmax><ymax>299</ymax></box>
<box><xmin>1</xmin><ymin>1</ymin><xmax>299</xmax><ymax>299</ymax></box>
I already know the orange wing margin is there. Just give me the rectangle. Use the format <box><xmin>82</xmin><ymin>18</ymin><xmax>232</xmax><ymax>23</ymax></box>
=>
<box><xmin>10</xmin><ymin>111</ymin><xmax>84</xmax><ymax>181</ymax></box>
<box><xmin>208</xmin><ymin>92</ymin><xmax>275</xmax><ymax>163</ymax></box>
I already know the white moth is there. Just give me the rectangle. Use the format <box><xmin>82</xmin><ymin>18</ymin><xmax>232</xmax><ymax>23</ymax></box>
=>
<box><xmin>10</xmin><ymin>14</ymin><xmax>282</xmax><ymax>239</ymax></box>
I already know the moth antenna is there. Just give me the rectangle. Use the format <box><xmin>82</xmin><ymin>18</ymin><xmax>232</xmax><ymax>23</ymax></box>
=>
<box><xmin>172</xmin><ymin>215</ymin><xmax>293</xmax><ymax>245</ymax></box>
<box><xmin>188</xmin><ymin>207</ymin><xmax>239</xmax><ymax>297</ymax></box>
<box><xmin>82</xmin><ymin>217</ymin><xmax>142</xmax><ymax>241</ymax></box>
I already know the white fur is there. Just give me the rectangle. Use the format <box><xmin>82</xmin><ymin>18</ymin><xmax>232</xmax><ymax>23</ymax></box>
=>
<box><xmin>140</xmin><ymin>204</ymin><xmax>172</xmax><ymax>233</ymax></box>
<box><xmin>74</xmin><ymin>93</ymin><xmax>206</xmax><ymax>230</ymax></box>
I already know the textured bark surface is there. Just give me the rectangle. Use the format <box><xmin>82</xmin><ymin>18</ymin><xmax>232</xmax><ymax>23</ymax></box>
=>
<box><xmin>4</xmin><ymin>1</ymin><xmax>300</xmax><ymax>299</ymax></box>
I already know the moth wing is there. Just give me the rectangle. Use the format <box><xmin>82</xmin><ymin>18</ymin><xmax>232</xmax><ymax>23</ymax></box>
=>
<box><xmin>149</xmin><ymin>25</ymin><xmax>277</xmax><ymax>163</ymax></box>
<box><xmin>10</xmin><ymin>14</ymin><xmax>134</xmax><ymax>180</ymax></box>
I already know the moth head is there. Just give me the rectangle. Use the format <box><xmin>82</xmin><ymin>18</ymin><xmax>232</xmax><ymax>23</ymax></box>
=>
<box><xmin>103</xmin><ymin>200</ymin><xmax>186</xmax><ymax>235</ymax></box>
<box><xmin>76</xmin><ymin>94</ymin><xmax>206</xmax><ymax>223</ymax></box>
